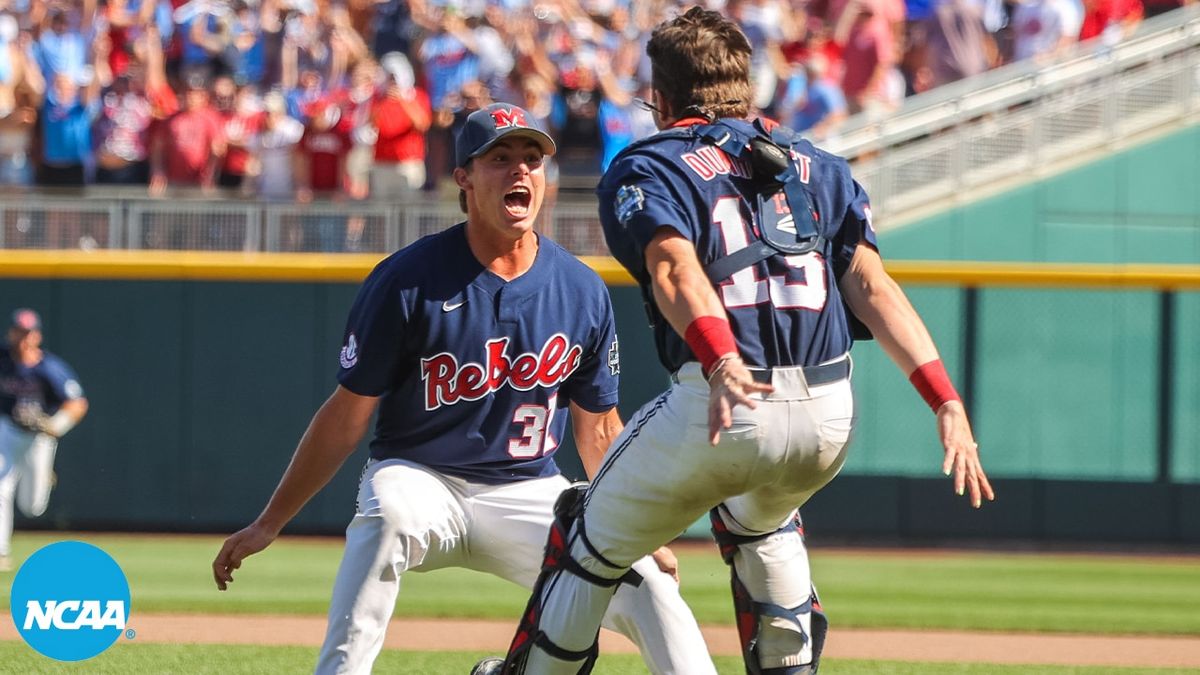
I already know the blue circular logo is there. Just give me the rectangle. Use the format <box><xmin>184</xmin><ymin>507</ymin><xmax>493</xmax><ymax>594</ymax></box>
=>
<box><xmin>9</xmin><ymin>541</ymin><xmax>131</xmax><ymax>662</ymax></box>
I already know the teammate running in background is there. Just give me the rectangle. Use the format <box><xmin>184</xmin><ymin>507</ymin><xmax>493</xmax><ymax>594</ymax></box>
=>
<box><xmin>480</xmin><ymin>8</ymin><xmax>995</xmax><ymax>674</ymax></box>
<box><xmin>212</xmin><ymin>103</ymin><xmax>716</xmax><ymax>675</ymax></box>
<box><xmin>0</xmin><ymin>308</ymin><xmax>89</xmax><ymax>572</ymax></box>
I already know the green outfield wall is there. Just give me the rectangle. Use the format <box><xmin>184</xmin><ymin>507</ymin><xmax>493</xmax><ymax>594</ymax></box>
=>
<box><xmin>3</xmin><ymin>124</ymin><xmax>1198</xmax><ymax>544</ymax></box>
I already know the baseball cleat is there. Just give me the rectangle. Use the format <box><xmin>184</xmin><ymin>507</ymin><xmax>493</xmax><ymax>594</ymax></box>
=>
<box><xmin>469</xmin><ymin>656</ymin><xmax>505</xmax><ymax>675</ymax></box>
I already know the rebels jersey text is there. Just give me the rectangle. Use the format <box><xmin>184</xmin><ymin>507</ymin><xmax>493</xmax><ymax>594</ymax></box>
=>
<box><xmin>337</xmin><ymin>224</ymin><xmax>620</xmax><ymax>484</ymax></box>
<box><xmin>598</xmin><ymin>118</ymin><xmax>878</xmax><ymax>372</ymax></box>
<box><xmin>0</xmin><ymin>347</ymin><xmax>84</xmax><ymax>420</ymax></box>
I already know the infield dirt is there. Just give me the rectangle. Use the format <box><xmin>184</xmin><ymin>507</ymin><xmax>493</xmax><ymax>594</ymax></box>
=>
<box><xmin>3</xmin><ymin>614</ymin><xmax>1195</xmax><ymax>669</ymax></box>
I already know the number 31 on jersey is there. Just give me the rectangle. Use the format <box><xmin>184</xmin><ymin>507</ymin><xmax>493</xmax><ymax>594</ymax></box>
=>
<box><xmin>713</xmin><ymin>196</ymin><xmax>827</xmax><ymax>311</ymax></box>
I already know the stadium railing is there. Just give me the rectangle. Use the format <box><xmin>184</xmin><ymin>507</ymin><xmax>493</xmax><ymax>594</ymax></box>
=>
<box><xmin>824</xmin><ymin>5</ymin><xmax>1200</xmax><ymax>224</ymax></box>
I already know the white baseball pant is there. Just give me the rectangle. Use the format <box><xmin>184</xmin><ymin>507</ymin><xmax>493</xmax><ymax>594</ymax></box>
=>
<box><xmin>0</xmin><ymin>417</ymin><xmax>59</xmax><ymax>557</ymax></box>
<box><xmin>314</xmin><ymin>458</ymin><xmax>715</xmax><ymax>675</ymax></box>
<box><xmin>526</xmin><ymin>360</ymin><xmax>855</xmax><ymax>672</ymax></box>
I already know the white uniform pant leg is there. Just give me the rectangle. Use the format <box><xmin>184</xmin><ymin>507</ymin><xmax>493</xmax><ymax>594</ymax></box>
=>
<box><xmin>0</xmin><ymin>471</ymin><xmax>14</xmax><ymax>558</ymax></box>
<box><xmin>0</xmin><ymin>425</ymin><xmax>18</xmax><ymax>558</ymax></box>
<box><xmin>461</xmin><ymin>474</ymin><xmax>571</xmax><ymax>588</ymax></box>
<box><xmin>718</xmin><ymin>378</ymin><xmax>855</xmax><ymax>670</ymax></box>
<box><xmin>527</xmin><ymin>386</ymin><xmax>742</xmax><ymax>674</ymax></box>
<box><xmin>468</xmin><ymin>474</ymin><xmax>715</xmax><ymax>675</ymax></box>
<box><xmin>0</xmin><ymin>420</ymin><xmax>38</xmax><ymax>557</ymax></box>
<box><xmin>16</xmin><ymin>433</ymin><xmax>57</xmax><ymax>517</ymax></box>
<box><xmin>604</xmin><ymin>556</ymin><xmax>715</xmax><ymax>675</ymax></box>
<box><xmin>315</xmin><ymin>459</ymin><xmax>469</xmax><ymax>675</ymax></box>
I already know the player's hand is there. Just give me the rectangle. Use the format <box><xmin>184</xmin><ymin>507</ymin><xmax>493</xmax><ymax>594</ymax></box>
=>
<box><xmin>651</xmin><ymin>546</ymin><xmax>680</xmax><ymax>584</ymax></box>
<box><xmin>212</xmin><ymin>521</ymin><xmax>279</xmax><ymax>591</ymax></box>
<box><xmin>936</xmin><ymin>400</ymin><xmax>995</xmax><ymax>509</ymax></box>
<box><xmin>706</xmin><ymin>356</ymin><xmax>773</xmax><ymax>446</ymax></box>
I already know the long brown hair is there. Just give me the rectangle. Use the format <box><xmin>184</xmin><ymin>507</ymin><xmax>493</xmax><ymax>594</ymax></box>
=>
<box><xmin>646</xmin><ymin>7</ymin><xmax>753</xmax><ymax>121</ymax></box>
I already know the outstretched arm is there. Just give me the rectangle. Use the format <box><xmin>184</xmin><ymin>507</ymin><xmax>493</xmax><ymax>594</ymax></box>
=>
<box><xmin>645</xmin><ymin>229</ymin><xmax>773</xmax><ymax>445</ymax></box>
<box><xmin>212</xmin><ymin>385</ymin><xmax>377</xmax><ymax>590</ymax></box>
<box><xmin>840</xmin><ymin>243</ymin><xmax>995</xmax><ymax>508</ymax></box>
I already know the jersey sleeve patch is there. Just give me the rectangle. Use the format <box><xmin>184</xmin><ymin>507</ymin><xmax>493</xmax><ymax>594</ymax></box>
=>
<box><xmin>62</xmin><ymin>379</ymin><xmax>84</xmax><ymax>400</ymax></box>
<box><xmin>337</xmin><ymin>263</ymin><xmax>409</xmax><ymax>397</ymax></box>
<box><xmin>339</xmin><ymin>332</ymin><xmax>359</xmax><ymax>369</ymax></box>
<box><xmin>614</xmin><ymin>185</ymin><xmax>645</xmax><ymax>227</ymax></box>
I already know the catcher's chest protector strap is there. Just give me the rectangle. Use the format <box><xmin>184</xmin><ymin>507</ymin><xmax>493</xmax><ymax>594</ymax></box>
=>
<box><xmin>696</xmin><ymin>120</ymin><xmax>825</xmax><ymax>286</ymax></box>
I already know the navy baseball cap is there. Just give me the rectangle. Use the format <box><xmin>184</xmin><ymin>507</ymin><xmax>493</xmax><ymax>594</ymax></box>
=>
<box><xmin>10</xmin><ymin>308</ymin><xmax>41</xmax><ymax>332</ymax></box>
<box><xmin>455</xmin><ymin>103</ymin><xmax>556</xmax><ymax>168</ymax></box>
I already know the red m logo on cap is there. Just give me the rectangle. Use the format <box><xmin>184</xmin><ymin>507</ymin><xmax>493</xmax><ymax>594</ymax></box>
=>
<box><xmin>490</xmin><ymin>107</ymin><xmax>527</xmax><ymax>129</ymax></box>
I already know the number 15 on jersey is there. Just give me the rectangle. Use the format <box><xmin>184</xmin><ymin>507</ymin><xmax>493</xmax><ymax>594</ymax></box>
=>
<box><xmin>713</xmin><ymin>196</ymin><xmax>827</xmax><ymax>312</ymax></box>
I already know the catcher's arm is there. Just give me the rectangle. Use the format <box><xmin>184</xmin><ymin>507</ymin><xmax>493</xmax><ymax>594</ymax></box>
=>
<box><xmin>645</xmin><ymin>229</ymin><xmax>773</xmax><ymax>445</ymax></box>
<box><xmin>840</xmin><ymin>243</ymin><xmax>995</xmax><ymax>508</ymax></box>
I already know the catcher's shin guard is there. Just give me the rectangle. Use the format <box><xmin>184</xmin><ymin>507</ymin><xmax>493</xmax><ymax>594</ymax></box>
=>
<box><xmin>710</xmin><ymin>507</ymin><xmax>828</xmax><ymax>674</ymax></box>
<box><xmin>501</xmin><ymin>483</ymin><xmax>641</xmax><ymax>674</ymax></box>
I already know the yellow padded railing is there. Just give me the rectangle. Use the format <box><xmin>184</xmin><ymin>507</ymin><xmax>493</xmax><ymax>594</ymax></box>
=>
<box><xmin>2</xmin><ymin>250</ymin><xmax>1200</xmax><ymax>288</ymax></box>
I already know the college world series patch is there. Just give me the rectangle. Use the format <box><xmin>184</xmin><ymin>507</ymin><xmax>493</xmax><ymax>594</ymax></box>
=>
<box><xmin>614</xmin><ymin>185</ymin><xmax>645</xmax><ymax>226</ymax></box>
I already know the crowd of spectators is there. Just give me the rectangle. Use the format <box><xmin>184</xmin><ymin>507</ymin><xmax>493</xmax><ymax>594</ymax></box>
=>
<box><xmin>0</xmin><ymin>0</ymin><xmax>1181</xmax><ymax>202</ymax></box>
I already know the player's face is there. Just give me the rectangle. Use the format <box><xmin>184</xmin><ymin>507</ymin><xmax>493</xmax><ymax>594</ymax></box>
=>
<box><xmin>457</xmin><ymin>138</ymin><xmax>546</xmax><ymax>237</ymax></box>
<box><xmin>7</xmin><ymin>327</ymin><xmax>39</xmax><ymax>353</ymax></box>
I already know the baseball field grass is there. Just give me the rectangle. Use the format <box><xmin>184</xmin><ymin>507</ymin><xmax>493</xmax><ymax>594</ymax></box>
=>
<box><xmin>3</xmin><ymin>532</ymin><xmax>1197</xmax><ymax>634</ymax></box>
<box><xmin>0</xmin><ymin>643</ymin><xmax>1195</xmax><ymax>675</ymax></box>
<box><xmin>2</xmin><ymin>532</ymin><xmax>1199</xmax><ymax>673</ymax></box>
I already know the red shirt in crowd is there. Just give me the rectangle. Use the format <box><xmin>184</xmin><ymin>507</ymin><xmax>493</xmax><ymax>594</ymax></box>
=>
<box><xmin>1079</xmin><ymin>0</ymin><xmax>1144</xmax><ymax>40</ymax></box>
<box><xmin>299</xmin><ymin>127</ymin><xmax>352</xmax><ymax>191</ymax></box>
<box><xmin>840</xmin><ymin>16</ymin><xmax>895</xmax><ymax>101</ymax></box>
<box><xmin>222</xmin><ymin>110</ymin><xmax>265</xmax><ymax>177</ymax></box>
<box><xmin>371</xmin><ymin>88</ymin><xmax>431</xmax><ymax>163</ymax></box>
<box><xmin>161</xmin><ymin>106</ymin><xmax>225</xmax><ymax>184</ymax></box>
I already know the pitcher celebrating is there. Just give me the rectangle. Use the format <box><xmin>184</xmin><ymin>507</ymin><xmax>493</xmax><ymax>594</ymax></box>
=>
<box><xmin>212</xmin><ymin>103</ymin><xmax>715</xmax><ymax>675</ymax></box>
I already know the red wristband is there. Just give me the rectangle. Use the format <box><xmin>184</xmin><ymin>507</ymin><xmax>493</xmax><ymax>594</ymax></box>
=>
<box><xmin>684</xmin><ymin>317</ymin><xmax>738</xmax><ymax>375</ymax></box>
<box><xmin>908</xmin><ymin>359</ymin><xmax>961</xmax><ymax>413</ymax></box>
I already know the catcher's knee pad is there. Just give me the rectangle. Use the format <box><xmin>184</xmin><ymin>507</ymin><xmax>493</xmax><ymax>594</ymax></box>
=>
<box><xmin>502</xmin><ymin>483</ymin><xmax>642</xmax><ymax>674</ymax></box>
<box><xmin>710</xmin><ymin>507</ymin><xmax>828</xmax><ymax>674</ymax></box>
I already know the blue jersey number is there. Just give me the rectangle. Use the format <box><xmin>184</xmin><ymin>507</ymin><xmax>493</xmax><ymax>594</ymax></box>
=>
<box><xmin>713</xmin><ymin>196</ymin><xmax>827</xmax><ymax>311</ymax></box>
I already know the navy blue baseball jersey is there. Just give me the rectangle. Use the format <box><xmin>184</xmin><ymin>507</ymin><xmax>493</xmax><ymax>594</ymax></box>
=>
<box><xmin>337</xmin><ymin>223</ymin><xmax>620</xmax><ymax>484</ymax></box>
<box><xmin>597</xmin><ymin>118</ymin><xmax>878</xmax><ymax>372</ymax></box>
<box><xmin>0</xmin><ymin>347</ymin><xmax>85</xmax><ymax>419</ymax></box>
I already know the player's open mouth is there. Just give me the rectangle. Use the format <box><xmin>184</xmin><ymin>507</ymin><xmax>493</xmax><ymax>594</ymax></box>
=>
<box><xmin>504</xmin><ymin>186</ymin><xmax>532</xmax><ymax>217</ymax></box>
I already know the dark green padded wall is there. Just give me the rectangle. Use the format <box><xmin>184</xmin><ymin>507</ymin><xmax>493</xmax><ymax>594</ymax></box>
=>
<box><xmin>1173</xmin><ymin>293</ymin><xmax>1200</xmax><ymax>482</ymax></box>
<box><xmin>0</xmin><ymin>279</ymin><xmax>365</xmax><ymax>533</ymax></box>
<box><xmin>866</xmin><ymin>124</ymin><xmax>1199</xmax><ymax>483</ymax></box>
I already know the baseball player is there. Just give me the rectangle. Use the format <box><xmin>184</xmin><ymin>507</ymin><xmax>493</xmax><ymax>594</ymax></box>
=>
<box><xmin>480</xmin><ymin>8</ymin><xmax>996</xmax><ymax>674</ymax></box>
<box><xmin>0</xmin><ymin>308</ymin><xmax>89</xmax><ymax>572</ymax></box>
<box><xmin>211</xmin><ymin>103</ymin><xmax>716</xmax><ymax>675</ymax></box>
